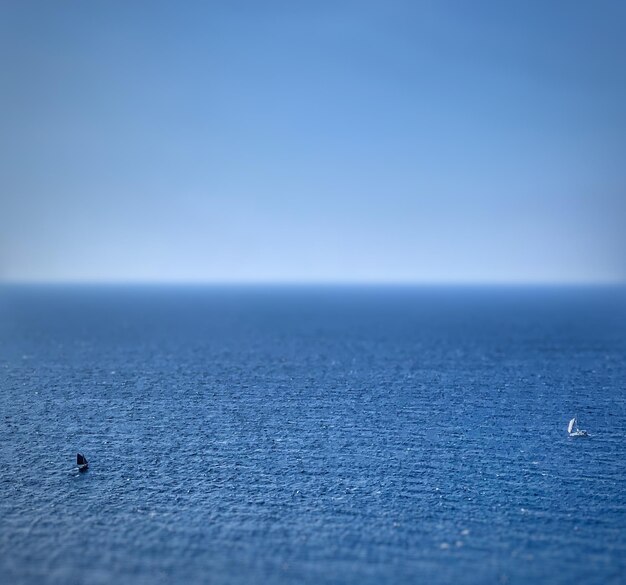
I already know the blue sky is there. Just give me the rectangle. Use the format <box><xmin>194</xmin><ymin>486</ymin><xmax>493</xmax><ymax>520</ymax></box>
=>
<box><xmin>1</xmin><ymin>0</ymin><xmax>625</xmax><ymax>283</ymax></box>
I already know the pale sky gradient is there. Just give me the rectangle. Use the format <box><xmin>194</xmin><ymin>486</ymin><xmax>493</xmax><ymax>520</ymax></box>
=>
<box><xmin>1</xmin><ymin>0</ymin><xmax>625</xmax><ymax>283</ymax></box>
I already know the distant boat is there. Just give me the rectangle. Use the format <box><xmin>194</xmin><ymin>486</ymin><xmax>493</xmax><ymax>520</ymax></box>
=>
<box><xmin>77</xmin><ymin>453</ymin><xmax>89</xmax><ymax>472</ymax></box>
<box><xmin>568</xmin><ymin>417</ymin><xmax>588</xmax><ymax>438</ymax></box>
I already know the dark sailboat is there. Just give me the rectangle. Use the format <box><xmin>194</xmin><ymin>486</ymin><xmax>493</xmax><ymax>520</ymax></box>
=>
<box><xmin>77</xmin><ymin>453</ymin><xmax>89</xmax><ymax>472</ymax></box>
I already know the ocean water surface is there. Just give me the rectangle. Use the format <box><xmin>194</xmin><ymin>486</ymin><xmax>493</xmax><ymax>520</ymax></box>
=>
<box><xmin>0</xmin><ymin>285</ymin><xmax>625</xmax><ymax>584</ymax></box>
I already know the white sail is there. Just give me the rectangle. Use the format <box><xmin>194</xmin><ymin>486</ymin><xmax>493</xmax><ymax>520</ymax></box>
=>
<box><xmin>568</xmin><ymin>418</ymin><xmax>576</xmax><ymax>434</ymax></box>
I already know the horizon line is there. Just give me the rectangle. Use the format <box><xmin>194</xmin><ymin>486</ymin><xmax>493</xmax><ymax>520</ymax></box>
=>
<box><xmin>1</xmin><ymin>278</ymin><xmax>625</xmax><ymax>287</ymax></box>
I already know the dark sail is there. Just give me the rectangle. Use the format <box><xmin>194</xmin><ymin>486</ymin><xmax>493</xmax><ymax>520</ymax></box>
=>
<box><xmin>77</xmin><ymin>453</ymin><xmax>87</xmax><ymax>466</ymax></box>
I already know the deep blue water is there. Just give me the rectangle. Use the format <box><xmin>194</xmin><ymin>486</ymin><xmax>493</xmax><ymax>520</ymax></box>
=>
<box><xmin>1</xmin><ymin>285</ymin><xmax>625</xmax><ymax>585</ymax></box>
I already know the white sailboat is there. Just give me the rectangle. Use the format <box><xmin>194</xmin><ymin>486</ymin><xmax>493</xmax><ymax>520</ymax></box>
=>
<box><xmin>568</xmin><ymin>416</ymin><xmax>588</xmax><ymax>437</ymax></box>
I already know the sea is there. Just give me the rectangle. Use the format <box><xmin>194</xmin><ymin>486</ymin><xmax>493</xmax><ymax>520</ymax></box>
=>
<box><xmin>1</xmin><ymin>285</ymin><xmax>625</xmax><ymax>585</ymax></box>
